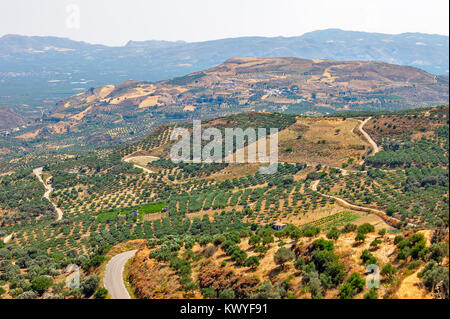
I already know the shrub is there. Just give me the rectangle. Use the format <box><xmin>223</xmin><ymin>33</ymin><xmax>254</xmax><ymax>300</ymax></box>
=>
<box><xmin>294</xmin><ymin>257</ymin><xmax>305</xmax><ymax>270</ymax></box>
<box><xmin>219</xmin><ymin>289</ymin><xmax>236</xmax><ymax>299</ymax></box>
<box><xmin>381</xmin><ymin>263</ymin><xmax>397</xmax><ymax>282</ymax></box>
<box><xmin>31</xmin><ymin>276</ymin><xmax>53</xmax><ymax>295</ymax></box>
<box><xmin>364</xmin><ymin>288</ymin><xmax>378</xmax><ymax>299</ymax></box>
<box><xmin>355</xmin><ymin>232</ymin><xmax>366</xmax><ymax>243</ymax></box>
<box><xmin>360</xmin><ymin>250</ymin><xmax>377</xmax><ymax>265</ymax></box>
<box><xmin>312</xmin><ymin>239</ymin><xmax>334</xmax><ymax>251</ymax></box>
<box><xmin>418</xmin><ymin>262</ymin><xmax>449</xmax><ymax>298</ymax></box>
<box><xmin>339</xmin><ymin>273</ymin><xmax>365</xmax><ymax>299</ymax></box>
<box><xmin>274</xmin><ymin>247</ymin><xmax>295</xmax><ymax>269</ymax></box>
<box><xmin>326</xmin><ymin>227</ymin><xmax>340</xmax><ymax>241</ymax></box>
<box><xmin>94</xmin><ymin>287</ymin><xmax>108</xmax><ymax>299</ymax></box>
<box><xmin>251</xmin><ymin>280</ymin><xmax>284</xmax><ymax>299</ymax></box>
<box><xmin>81</xmin><ymin>275</ymin><xmax>100</xmax><ymax>297</ymax></box>
<box><xmin>342</xmin><ymin>223</ymin><xmax>357</xmax><ymax>233</ymax></box>
<box><xmin>201</xmin><ymin>287</ymin><xmax>217</xmax><ymax>299</ymax></box>
<box><xmin>357</xmin><ymin>223</ymin><xmax>375</xmax><ymax>235</ymax></box>
<box><xmin>17</xmin><ymin>291</ymin><xmax>39</xmax><ymax>299</ymax></box>
<box><xmin>243</xmin><ymin>256</ymin><xmax>260</xmax><ymax>270</ymax></box>
<box><xmin>370</xmin><ymin>238</ymin><xmax>382</xmax><ymax>249</ymax></box>
<box><xmin>203</xmin><ymin>245</ymin><xmax>217</xmax><ymax>258</ymax></box>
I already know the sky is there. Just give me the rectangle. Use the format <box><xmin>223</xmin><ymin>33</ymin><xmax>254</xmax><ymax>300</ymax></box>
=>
<box><xmin>0</xmin><ymin>0</ymin><xmax>449</xmax><ymax>46</ymax></box>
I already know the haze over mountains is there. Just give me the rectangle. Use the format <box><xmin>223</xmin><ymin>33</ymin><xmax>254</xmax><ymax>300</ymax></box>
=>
<box><xmin>0</xmin><ymin>29</ymin><xmax>448</xmax><ymax>116</ymax></box>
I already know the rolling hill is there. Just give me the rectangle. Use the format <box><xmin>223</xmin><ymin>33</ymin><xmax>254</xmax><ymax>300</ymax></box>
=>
<box><xmin>0</xmin><ymin>29</ymin><xmax>448</xmax><ymax>114</ymax></box>
<box><xmin>0</xmin><ymin>106</ymin><xmax>448</xmax><ymax>300</ymax></box>
<box><xmin>2</xmin><ymin>57</ymin><xmax>447</xmax><ymax>156</ymax></box>
<box><xmin>49</xmin><ymin>56</ymin><xmax>449</xmax><ymax>128</ymax></box>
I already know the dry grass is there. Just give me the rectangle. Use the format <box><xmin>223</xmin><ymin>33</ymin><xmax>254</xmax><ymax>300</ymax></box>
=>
<box><xmin>278</xmin><ymin>117</ymin><xmax>367</xmax><ymax>167</ymax></box>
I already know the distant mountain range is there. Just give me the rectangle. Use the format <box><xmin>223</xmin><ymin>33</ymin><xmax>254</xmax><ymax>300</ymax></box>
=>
<box><xmin>0</xmin><ymin>29</ymin><xmax>448</xmax><ymax>115</ymax></box>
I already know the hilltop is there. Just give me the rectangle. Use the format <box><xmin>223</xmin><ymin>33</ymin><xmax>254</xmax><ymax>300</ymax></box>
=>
<box><xmin>49</xmin><ymin>57</ymin><xmax>450</xmax><ymax>117</ymax></box>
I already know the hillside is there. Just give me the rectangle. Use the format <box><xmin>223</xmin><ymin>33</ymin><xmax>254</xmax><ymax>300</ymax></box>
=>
<box><xmin>0</xmin><ymin>106</ymin><xmax>448</xmax><ymax>299</ymax></box>
<box><xmin>50</xmin><ymin>57</ymin><xmax>450</xmax><ymax>117</ymax></box>
<box><xmin>0</xmin><ymin>57</ymin><xmax>447</xmax><ymax>163</ymax></box>
<box><xmin>0</xmin><ymin>106</ymin><xmax>26</xmax><ymax>129</ymax></box>
<box><xmin>0</xmin><ymin>29</ymin><xmax>448</xmax><ymax>112</ymax></box>
<box><xmin>45</xmin><ymin>57</ymin><xmax>449</xmax><ymax>139</ymax></box>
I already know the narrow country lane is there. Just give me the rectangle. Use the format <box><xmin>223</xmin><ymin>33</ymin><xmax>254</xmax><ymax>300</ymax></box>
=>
<box><xmin>359</xmin><ymin>117</ymin><xmax>380</xmax><ymax>155</ymax></box>
<box><xmin>310</xmin><ymin>179</ymin><xmax>416</xmax><ymax>228</ymax></box>
<box><xmin>123</xmin><ymin>156</ymin><xmax>160</xmax><ymax>174</ymax></box>
<box><xmin>104</xmin><ymin>250</ymin><xmax>137</xmax><ymax>299</ymax></box>
<box><xmin>33</xmin><ymin>167</ymin><xmax>63</xmax><ymax>221</ymax></box>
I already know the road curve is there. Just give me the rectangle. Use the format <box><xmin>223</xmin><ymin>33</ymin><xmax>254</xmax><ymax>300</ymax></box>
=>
<box><xmin>2</xmin><ymin>233</ymin><xmax>13</xmax><ymax>244</ymax></box>
<box><xmin>33</xmin><ymin>167</ymin><xmax>63</xmax><ymax>221</ymax></box>
<box><xmin>124</xmin><ymin>156</ymin><xmax>159</xmax><ymax>174</ymax></box>
<box><xmin>104</xmin><ymin>250</ymin><xmax>137</xmax><ymax>299</ymax></box>
<box><xmin>310</xmin><ymin>179</ymin><xmax>415</xmax><ymax>228</ymax></box>
<box><xmin>359</xmin><ymin>117</ymin><xmax>380</xmax><ymax>155</ymax></box>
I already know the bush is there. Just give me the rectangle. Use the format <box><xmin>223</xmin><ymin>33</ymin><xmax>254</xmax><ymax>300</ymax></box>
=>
<box><xmin>249</xmin><ymin>235</ymin><xmax>261</xmax><ymax>246</ymax></box>
<box><xmin>370</xmin><ymin>238</ymin><xmax>382</xmax><ymax>249</ymax></box>
<box><xmin>203</xmin><ymin>245</ymin><xmax>217</xmax><ymax>258</ymax></box>
<box><xmin>339</xmin><ymin>273</ymin><xmax>365</xmax><ymax>299</ymax></box>
<box><xmin>201</xmin><ymin>287</ymin><xmax>217</xmax><ymax>299</ymax></box>
<box><xmin>381</xmin><ymin>263</ymin><xmax>397</xmax><ymax>282</ymax></box>
<box><xmin>326</xmin><ymin>227</ymin><xmax>340</xmax><ymax>241</ymax></box>
<box><xmin>342</xmin><ymin>223</ymin><xmax>357</xmax><ymax>233</ymax></box>
<box><xmin>251</xmin><ymin>280</ymin><xmax>284</xmax><ymax>299</ymax></box>
<box><xmin>357</xmin><ymin>223</ymin><xmax>375</xmax><ymax>235</ymax></box>
<box><xmin>231</xmin><ymin>249</ymin><xmax>247</xmax><ymax>266</ymax></box>
<box><xmin>428</xmin><ymin>243</ymin><xmax>449</xmax><ymax>263</ymax></box>
<box><xmin>81</xmin><ymin>275</ymin><xmax>100</xmax><ymax>297</ymax></box>
<box><xmin>31</xmin><ymin>276</ymin><xmax>53</xmax><ymax>295</ymax></box>
<box><xmin>418</xmin><ymin>262</ymin><xmax>449</xmax><ymax>298</ymax></box>
<box><xmin>302</xmin><ymin>225</ymin><xmax>320</xmax><ymax>237</ymax></box>
<box><xmin>17</xmin><ymin>291</ymin><xmax>38</xmax><ymax>299</ymax></box>
<box><xmin>360</xmin><ymin>250</ymin><xmax>377</xmax><ymax>265</ymax></box>
<box><xmin>244</xmin><ymin>256</ymin><xmax>260</xmax><ymax>270</ymax></box>
<box><xmin>294</xmin><ymin>257</ymin><xmax>305</xmax><ymax>270</ymax></box>
<box><xmin>93</xmin><ymin>287</ymin><xmax>108</xmax><ymax>299</ymax></box>
<box><xmin>312</xmin><ymin>239</ymin><xmax>334</xmax><ymax>251</ymax></box>
<box><xmin>394</xmin><ymin>235</ymin><xmax>403</xmax><ymax>245</ymax></box>
<box><xmin>219</xmin><ymin>289</ymin><xmax>235</xmax><ymax>299</ymax></box>
<box><xmin>355</xmin><ymin>232</ymin><xmax>366</xmax><ymax>243</ymax></box>
<box><xmin>274</xmin><ymin>247</ymin><xmax>295</xmax><ymax>268</ymax></box>
<box><xmin>364</xmin><ymin>288</ymin><xmax>378</xmax><ymax>299</ymax></box>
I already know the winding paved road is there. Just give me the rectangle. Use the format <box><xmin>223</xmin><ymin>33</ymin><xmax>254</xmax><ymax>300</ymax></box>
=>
<box><xmin>33</xmin><ymin>167</ymin><xmax>63</xmax><ymax>221</ymax></box>
<box><xmin>104</xmin><ymin>250</ymin><xmax>137</xmax><ymax>299</ymax></box>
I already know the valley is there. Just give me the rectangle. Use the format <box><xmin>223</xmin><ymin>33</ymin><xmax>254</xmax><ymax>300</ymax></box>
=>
<box><xmin>0</xmin><ymin>106</ymin><xmax>448</xmax><ymax>300</ymax></box>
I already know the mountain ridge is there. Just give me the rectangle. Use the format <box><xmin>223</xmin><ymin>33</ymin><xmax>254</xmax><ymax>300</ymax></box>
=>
<box><xmin>22</xmin><ymin>56</ymin><xmax>444</xmax><ymax>151</ymax></box>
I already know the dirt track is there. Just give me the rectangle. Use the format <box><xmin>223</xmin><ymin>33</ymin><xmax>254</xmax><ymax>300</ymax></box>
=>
<box><xmin>310</xmin><ymin>179</ymin><xmax>413</xmax><ymax>229</ymax></box>
<box><xmin>33</xmin><ymin>167</ymin><xmax>63</xmax><ymax>221</ymax></box>
<box><xmin>358</xmin><ymin>117</ymin><xmax>380</xmax><ymax>164</ymax></box>
<box><xmin>123</xmin><ymin>156</ymin><xmax>159</xmax><ymax>174</ymax></box>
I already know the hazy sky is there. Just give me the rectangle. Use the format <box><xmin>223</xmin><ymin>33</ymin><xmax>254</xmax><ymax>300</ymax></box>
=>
<box><xmin>1</xmin><ymin>0</ymin><xmax>449</xmax><ymax>46</ymax></box>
